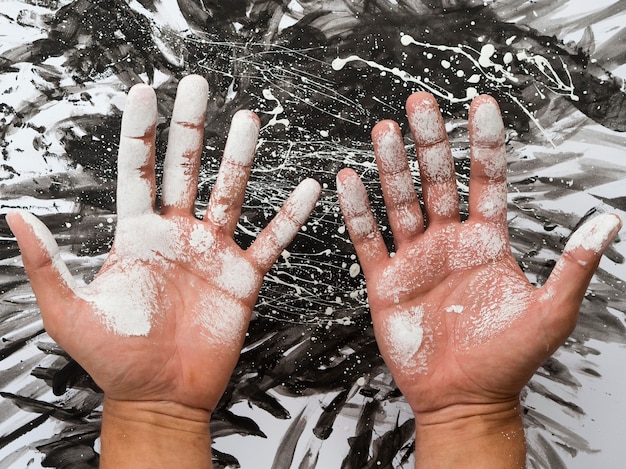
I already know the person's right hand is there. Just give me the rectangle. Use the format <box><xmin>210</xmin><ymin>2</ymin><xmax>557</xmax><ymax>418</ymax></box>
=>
<box><xmin>337</xmin><ymin>92</ymin><xmax>621</xmax><ymax>467</ymax></box>
<box><xmin>7</xmin><ymin>75</ymin><xmax>320</xmax><ymax>416</ymax></box>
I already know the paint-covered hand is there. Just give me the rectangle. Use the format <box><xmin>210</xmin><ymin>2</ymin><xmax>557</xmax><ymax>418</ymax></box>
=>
<box><xmin>337</xmin><ymin>92</ymin><xmax>621</xmax><ymax>467</ymax></box>
<box><xmin>7</xmin><ymin>76</ymin><xmax>320</xmax><ymax>415</ymax></box>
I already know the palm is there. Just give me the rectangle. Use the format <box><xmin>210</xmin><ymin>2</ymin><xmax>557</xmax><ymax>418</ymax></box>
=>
<box><xmin>52</xmin><ymin>214</ymin><xmax>261</xmax><ymax>409</ymax></box>
<box><xmin>338</xmin><ymin>92</ymin><xmax>620</xmax><ymax>417</ymax></box>
<box><xmin>8</xmin><ymin>76</ymin><xmax>320</xmax><ymax>413</ymax></box>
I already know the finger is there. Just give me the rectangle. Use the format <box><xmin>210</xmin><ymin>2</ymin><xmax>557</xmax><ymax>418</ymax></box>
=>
<box><xmin>337</xmin><ymin>168</ymin><xmax>388</xmax><ymax>275</ymax></box>
<box><xmin>205</xmin><ymin>110</ymin><xmax>260</xmax><ymax>235</ymax></box>
<box><xmin>248</xmin><ymin>178</ymin><xmax>321</xmax><ymax>272</ymax></box>
<box><xmin>468</xmin><ymin>95</ymin><xmax>508</xmax><ymax>226</ymax></box>
<box><xmin>161</xmin><ymin>75</ymin><xmax>209</xmax><ymax>215</ymax></box>
<box><xmin>372</xmin><ymin>120</ymin><xmax>424</xmax><ymax>247</ymax></box>
<box><xmin>6</xmin><ymin>210</ymin><xmax>77</xmax><ymax>332</ymax></box>
<box><xmin>117</xmin><ymin>83</ymin><xmax>158</xmax><ymax>220</ymax></box>
<box><xmin>540</xmin><ymin>214</ymin><xmax>622</xmax><ymax>339</ymax></box>
<box><xmin>406</xmin><ymin>92</ymin><xmax>459</xmax><ymax>225</ymax></box>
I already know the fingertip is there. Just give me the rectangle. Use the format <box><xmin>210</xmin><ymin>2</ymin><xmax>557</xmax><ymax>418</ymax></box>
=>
<box><xmin>128</xmin><ymin>82</ymin><xmax>153</xmax><ymax>95</ymax></box>
<box><xmin>233</xmin><ymin>109</ymin><xmax>261</xmax><ymax>128</ymax></box>
<box><xmin>122</xmin><ymin>84</ymin><xmax>157</xmax><ymax>138</ymax></box>
<box><xmin>564</xmin><ymin>213</ymin><xmax>622</xmax><ymax>255</ymax></box>
<box><xmin>127</xmin><ymin>83</ymin><xmax>155</xmax><ymax>104</ymax></box>
<box><xmin>8</xmin><ymin>210</ymin><xmax>59</xmax><ymax>257</ymax></box>
<box><xmin>336</xmin><ymin>170</ymin><xmax>369</xmax><ymax>219</ymax></box>
<box><xmin>405</xmin><ymin>92</ymin><xmax>445</xmax><ymax>146</ymax></box>
<box><xmin>337</xmin><ymin>168</ymin><xmax>362</xmax><ymax>196</ymax></box>
<box><xmin>299</xmin><ymin>177</ymin><xmax>322</xmax><ymax>198</ymax></box>
<box><xmin>172</xmin><ymin>75</ymin><xmax>209</xmax><ymax>124</ymax></box>
<box><xmin>470</xmin><ymin>94</ymin><xmax>498</xmax><ymax>107</ymax></box>
<box><xmin>469</xmin><ymin>95</ymin><xmax>505</xmax><ymax>145</ymax></box>
<box><xmin>292</xmin><ymin>178</ymin><xmax>321</xmax><ymax>220</ymax></box>
<box><xmin>406</xmin><ymin>91</ymin><xmax>438</xmax><ymax>112</ymax></box>
<box><xmin>371</xmin><ymin>119</ymin><xmax>400</xmax><ymax>140</ymax></box>
<box><xmin>5</xmin><ymin>209</ymin><xmax>23</xmax><ymax>232</ymax></box>
<box><xmin>179</xmin><ymin>74</ymin><xmax>209</xmax><ymax>91</ymax></box>
<box><xmin>223</xmin><ymin>110</ymin><xmax>261</xmax><ymax>166</ymax></box>
<box><xmin>336</xmin><ymin>167</ymin><xmax>358</xmax><ymax>186</ymax></box>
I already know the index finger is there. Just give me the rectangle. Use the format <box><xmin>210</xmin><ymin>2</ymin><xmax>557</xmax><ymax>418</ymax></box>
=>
<box><xmin>248</xmin><ymin>178</ymin><xmax>321</xmax><ymax>272</ymax></box>
<box><xmin>337</xmin><ymin>168</ymin><xmax>388</xmax><ymax>274</ymax></box>
<box><xmin>117</xmin><ymin>84</ymin><xmax>158</xmax><ymax>220</ymax></box>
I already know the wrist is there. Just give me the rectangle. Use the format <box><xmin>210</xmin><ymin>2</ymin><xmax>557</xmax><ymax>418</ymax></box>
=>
<box><xmin>100</xmin><ymin>397</ymin><xmax>213</xmax><ymax>468</ymax></box>
<box><xmin>413</xmin><ymin>399</ymin><xmax>525</xmax><ymax>469</ymax></box>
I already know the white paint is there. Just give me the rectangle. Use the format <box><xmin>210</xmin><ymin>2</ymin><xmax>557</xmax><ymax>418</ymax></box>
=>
<box><xmin>349</xmin><ymin>263</ymin><xmax>360</xmax><ymax>278</ymax></box>
<box><xmin>209</xmin><ymin>203</ymin><xmax>230</xmax><ymax>226</ymax></box>
<box><xmin>250</xmin><ymin>178</ymin><xmax>320</xmax><ymax>268</ymax></box>
<box><xmin>194</xmin><ymin>289</ymin><xmax>248</xmax><ymax>346</ymax></box>
<box><xmin>333</xmin><ymin>33</ymin><xmax>577</xmax><ymax>141</ymax></box>
<box><xmin>162</xmin><ymin>75</ymin><xmax>208</xmax><ymax>208</ymax></box>
<box><xmin>374</xmin><ymin>123</ymin><xmax>405</xmax><ymax>173</ymax></box>
<box><xmin>477</xmin><ymin>184</ymin><xmax>507</xmax><ymax>220</ymax></box>
<box><xmin>116</xmin><ymin>169</ymin><xmax>154</xmax><ymax>218</ymax></box>
<box><xmin>216</xmin><ymin>250</ymin><xmax>258</xmax><ymax>298</ymax></box>
<box><xmin>419</xmin><ymin>144</ymin><xmax>452</xmax><ymax>184</ymax></box>
<box><xmin>385</xmin><ymin>306</ymin><xmax>425</xmax><ymax>370</ymax></box>
<box><xmin>472</xmin><ymin>99</ymin><xmax>505</xmax><ymax>146</ymax></box>
<box><xmin>377</xmin><ymin>257</ymin><xmax>422</xmax><ymax>304</ymax></box>
<box><xmin>451</xmin><ymin>223</ymin><xmax>507</xmax><ymax>270</ymax></box>
<box><xmin>113</xmin><ymin>214</ymin><xmax>178</xmax><ymax>261</ymax></box>
<box><xmin>394</xmin><ymin>200</ymin><xmax>423</xmax><ymax>233</ymax></box>
<box><xmin>408</xmin><ymin>101</ymin><xmax>443</xmax><ymax>145</ymax></box>
<box><xmin>261</xmin><ymin>89</ymin><xmax>290</xmax><ymax>130</ymax></box>
<box><xmin>80</xmin><ymin>260</ymin><xmax>156</xmax><ymax>336</ymax></box>
<box><xmin>564</xmin><ymin>214</ymin><xmax>621</xmax><ymax>254</ymax></box>
<box><xmin>459</xmin><ymin>272</ymin><xmax>533</xmax><ymax>349</ymax></box>
<box><xmin>223</xmin><ymin>110</ymin><xmax>260</xmax><ymax>165</ymax></box>
<box><xmin>337</xmin><ymin>173</ymin><xmax>376</xmax><ymax>239</ymax></box>
<box><xmin>11</xmin><ymin>210</ymin><xmax>76</xmax><ymax>288</ymax></box>
<box><xmin>445</xmin><ymin>305</ymin><xmax>464</xmax><ymax>314</ymax></box>
<box><xmin>428</xmin><ymin>188</ymin><xmax>457</xmax><ymax>218</ymax></box>
<box><xmin>117</xmin><ymin>85</ymin><xmax>158</xmax><ymax>218</ymax></box>
<box><xmin>188</xmin><ymin>224</ymin><xmax>215</xmax><ymax>252</ymax></box>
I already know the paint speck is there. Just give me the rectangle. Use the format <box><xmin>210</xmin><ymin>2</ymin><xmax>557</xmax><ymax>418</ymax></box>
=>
<box><xmin>349</xmin><ymin>263</ymin><xmax>361</xmax><ymax>278</ymax></box>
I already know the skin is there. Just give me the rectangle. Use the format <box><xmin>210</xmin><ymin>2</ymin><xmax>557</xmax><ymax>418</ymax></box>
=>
<box><xmin>337</xmin><ymin>92</ymin><xmax>622</xmax><ymax>468</ymax></box>
<box><xmin>7</xmin><ymin>75</ymin><xmax>321</xmax><ymax>468</ymax></box>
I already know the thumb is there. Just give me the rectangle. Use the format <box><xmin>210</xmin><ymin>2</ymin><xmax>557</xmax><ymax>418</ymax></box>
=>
<box><xmin>540</xmin><ymin>213</ymin><xmax>621</xmax><ymax>331</ymax></box>
<box><xmin>6</xmin><ymin>210</ymin><xmax>77</xmax><ymax>328</ymax></box>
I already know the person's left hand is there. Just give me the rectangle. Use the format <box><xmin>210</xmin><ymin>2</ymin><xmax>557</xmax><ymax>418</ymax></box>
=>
<box><xmin>7</xmin><ymin>75</ymin><xmax>320</xmax><ymax>414</ymax></box>
<box><xmin>337</xmin><ymin>91</ymin><xmax>620</xmax><ymax>428</ymax></box>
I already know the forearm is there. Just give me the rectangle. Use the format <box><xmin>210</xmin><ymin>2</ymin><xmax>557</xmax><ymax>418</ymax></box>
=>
<box><xmin>100</xmin><ymin>397</ymin><xmax>213</xmax><ymax>468</ymax></box>
<box><xmin>413</xmin><ymin>399</ymin><xmax>526</xmax><ymax>469</ymax></box>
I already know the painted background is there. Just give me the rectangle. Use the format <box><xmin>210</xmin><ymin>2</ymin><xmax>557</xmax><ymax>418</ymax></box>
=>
<box><xmin>1</xmin><ymin>0</ymin><xmax>626</xmax><ymax>467</ymax></box>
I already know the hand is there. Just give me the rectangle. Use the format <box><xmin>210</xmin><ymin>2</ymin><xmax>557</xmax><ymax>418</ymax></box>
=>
<box><xmin>337</xmin><ymin>92</ymin><xmax>621</xmax><ymax>467</ymax></box>
<box><xmin>7</xmin><ymin>75</ymin><xmax>320</xmax><ymax>467</ymax></box>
